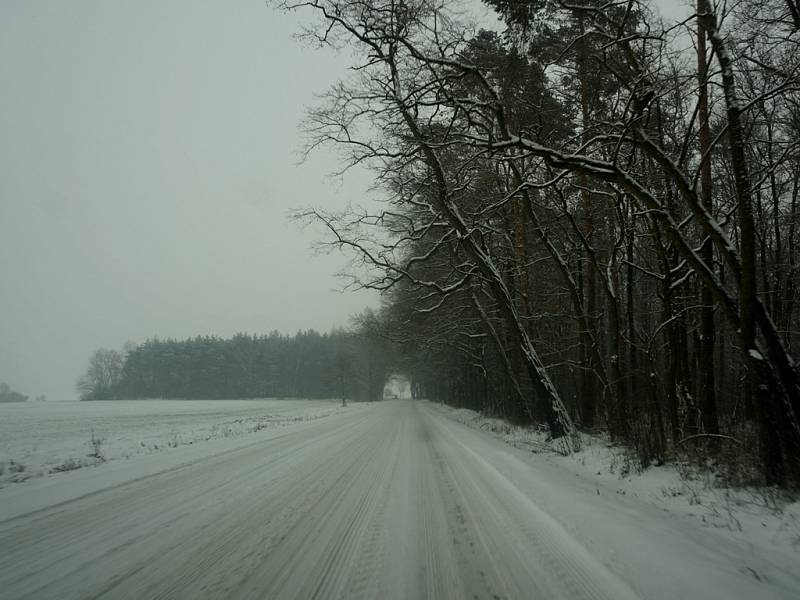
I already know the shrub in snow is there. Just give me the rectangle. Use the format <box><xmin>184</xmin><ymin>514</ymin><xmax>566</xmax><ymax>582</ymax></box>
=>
<box><xmin>88</xmin><ymin>429</ymin><xmax>106</xmax><ymax>463</ymax></box>
<box><xmin>52</xmin><ymin>458</ymin><xmax>84</xmax><ymax>473</ymax></box>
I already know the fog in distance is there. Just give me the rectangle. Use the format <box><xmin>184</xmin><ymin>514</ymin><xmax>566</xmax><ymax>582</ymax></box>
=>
<box><xmin>0</xmin><ymin>1</ymin><xmax>378</xmax><ymax>400</ymax></box>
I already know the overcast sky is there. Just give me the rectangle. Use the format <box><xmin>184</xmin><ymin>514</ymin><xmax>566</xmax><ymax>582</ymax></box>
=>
<box><xmin>0</xmin><ymin>1</ymin><xmax>392</xmax><ymax>400</ymax></box>
<box><xmin>0</xmin><ymin>1</ymin><xmax>689</xmax><ymax>401</ymax></box>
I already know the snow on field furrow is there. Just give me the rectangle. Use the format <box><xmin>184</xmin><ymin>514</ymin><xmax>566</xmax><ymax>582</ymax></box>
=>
<box><xmin>0</xmin><ymin>399</ymin><xmax>355</xmax><ymax>486</ymax></box>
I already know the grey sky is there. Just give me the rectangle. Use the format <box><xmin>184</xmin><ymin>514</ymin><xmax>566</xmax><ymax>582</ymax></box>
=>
<box><xmin>1</xmin><ymin>1</ymin><xmax>378</xmax><ymax>400</ymax></box>
<box><xmin>0</xmin><ymin>0</ymin><xmax>690</xmax><ymax>401</ymax></box>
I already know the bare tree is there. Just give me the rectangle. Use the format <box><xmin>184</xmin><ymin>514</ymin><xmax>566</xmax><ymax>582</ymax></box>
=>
<box><xmin>284</xmin><ymin>0</ymin><xmax>579</xmax><ymax>446</ymax></box>
<box><xmin>77</xmin><ymin>348</ymin><xmax>123</xmax><ymax>400</ymax></box>
<box><xmin>279</xmin><ymin>0</ymin><xmax>800</xmax><ymax>482</ymax></box>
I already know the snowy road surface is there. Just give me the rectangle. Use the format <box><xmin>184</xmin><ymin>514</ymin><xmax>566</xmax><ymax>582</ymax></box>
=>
<box><xmin>1</xmin><ymin>400</ymin><xmax>797</xmax><ymax>599</ymax></box>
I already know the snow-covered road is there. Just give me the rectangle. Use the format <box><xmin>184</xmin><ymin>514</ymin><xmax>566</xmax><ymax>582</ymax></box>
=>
<box><xmin>1</xmin><ymin>400</ymin><xmax>797</xmax><ymax>599</ymax></box>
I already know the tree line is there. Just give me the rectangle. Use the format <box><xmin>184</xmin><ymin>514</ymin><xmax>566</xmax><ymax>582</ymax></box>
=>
<box><xmin>279</xmin><ymin>0</ymin><xmax>800</xmax><ymax>487</ymax></box>
<box><xmin>79</xmin><ymin>318</ymin><xmax>391</xmax><ymax>404</ymax></box>
<box><xmin>0</xmin><ymin>382</ymin><xmax>28</xmax><ymax>403</ymax></box>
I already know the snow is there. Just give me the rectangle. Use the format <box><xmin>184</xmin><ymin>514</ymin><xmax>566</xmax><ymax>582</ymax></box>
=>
<box><xmin>430</xmin><ymin>402</ymin><xmax>800</xmax><ymax>594</ymax></box>
<box><xmin>1</xmin><ymin>399</ymin><xmax>798</xmax><ymax>599</ymax></box>
<box><xmin>0</xmin><ymin>399</ymin><xmax>356</xmax><ymax>488</ymax></box>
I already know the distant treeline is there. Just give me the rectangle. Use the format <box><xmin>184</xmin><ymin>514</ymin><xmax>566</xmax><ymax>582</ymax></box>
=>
<box><xmin>0</xmin><ymin>382</ymin><xmax>28</xmax><ymax>403</ymax></box>
<box><xmin>79</xmin><ymin>324</ymin><xmax>391</xmax><ymax>402</ymax></box>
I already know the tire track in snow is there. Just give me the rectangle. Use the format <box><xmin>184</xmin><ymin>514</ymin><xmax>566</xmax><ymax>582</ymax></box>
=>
<box><xmin>118</xmin><ymin>411</ymin><xmax>384</xmax><ymax>599</ymax></box>
<box><xmin>0</xmin><ymin>409</ymin><xmax>377</xmax><ymax>599</ymax></box>
<box><xmin>4</xmin><ymin>400</ymin><xmax>774</xmax><ymax>600</ymax></box>
<box><xmin>423</xmin><ymin>403</ymin><xmax>641</xmax><ymax>600</ymax></box>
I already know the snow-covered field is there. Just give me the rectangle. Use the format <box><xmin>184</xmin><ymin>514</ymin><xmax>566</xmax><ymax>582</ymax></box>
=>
<box><xmin>0</xmin><ymin>399</ymin><xmax>352</xmax><ymax>487</ymax></box>
<box><xmin>1</xmin><ymin>399</ymin><xmax>798</xmax><ymax>599</ymax></box>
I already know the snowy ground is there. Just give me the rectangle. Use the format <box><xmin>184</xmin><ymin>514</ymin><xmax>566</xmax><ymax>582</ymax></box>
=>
<box><xmin>433</xmin><ymin>403</ymin><xmax>800</xmax><ymax>555</ymax></box>
<box><xmin>0</xmin><ymin>399</ymin><xmax>352</xmax><ymax>487</ymax></box>
<box><xmin>1</xmin><ymin>399</ymin><xmax>798</xmax><ymax>599</ymax></box>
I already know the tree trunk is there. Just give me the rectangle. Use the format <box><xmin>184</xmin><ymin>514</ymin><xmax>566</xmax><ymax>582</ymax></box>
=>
<box><xmin>696</xmin><ymin>5</ymin><xmax>720</xmax><ymax>440</ymax></box>
<box><xmin>700</xmin><ymin>0</ymin><xmax>800</xmax><ymax>482</ymax></box>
